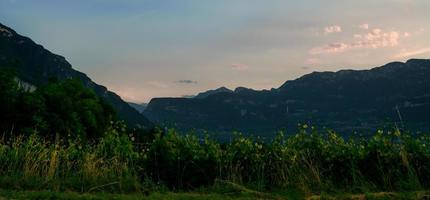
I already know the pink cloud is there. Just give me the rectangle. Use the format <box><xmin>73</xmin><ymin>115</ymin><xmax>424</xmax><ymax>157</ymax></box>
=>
<box><xmin>324</xmin><ymin>25</ymin><xmax>342</xmax><ymax>33</ymax></box>
<box><xmin>310</xmin><ymin>28</ymin><xmax>401</xmax><ymax>55</ymax></box>
<box><xmin>310</xmin><ymin>43</ymin><xmax>348</xmax><ymax>54</ymax></box>
<box><xmin>361</xmin><ymin>29</ymin><xmax>399</xmax><ymax>48</ymax></box>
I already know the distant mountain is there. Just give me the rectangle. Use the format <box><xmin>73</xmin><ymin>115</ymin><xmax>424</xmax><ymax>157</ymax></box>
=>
<box><xmin>144</xmin><ymin>59</ymin><xmax>430</xmax><ymax>137</ymax></box>
<box><xmin>0</xmin><ymin>23</ymin><xmax>153</xmax><ymax>129</ymax></box>
<box><xmin>128</xmin><ymin>102</ymin><xmax>148</xmax><ymax>113</ymax></box>
<box><xmin>195</xmin><ymin>87</ymin><xmax>233</xmax><ymax>99</ymax></box>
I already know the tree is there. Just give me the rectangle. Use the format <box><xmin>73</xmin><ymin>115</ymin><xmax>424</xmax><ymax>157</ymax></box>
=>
<box><xmin>0</xmin><ymin>69</ymin><xmax>19</xmax><ymax>134</ymax></box>
<box><xmin>0</xmin><ymin>68</ymin><xmax>116</xmax><ymax>140</ymax></box>
<box><xmin>34</xmin><ymin>79</ymin><xmax>116</xmax><ymax>139</ymax></box>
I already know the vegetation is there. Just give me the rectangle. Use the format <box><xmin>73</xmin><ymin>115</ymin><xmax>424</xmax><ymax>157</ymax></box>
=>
<box><xmin>2</xmin><ymin>190</ymin><xmax>430</xmax><ymax>200</ymax></box>
<box><xmin>1</xmin><ymin>69</ymin><xmax>430</xmax><ymax>199</ymax></box>
<box><xmin>0</xmin><ymin>69</ymin><xmax>116</xmax><ymax>140</ymax></box>
<box><xmin>1</xmin><ymin>123</ymin><xmax>430</xmax><ymax>197</ymax></box>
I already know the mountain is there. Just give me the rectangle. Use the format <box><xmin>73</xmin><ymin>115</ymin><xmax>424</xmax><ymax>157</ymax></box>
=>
<box><xmin>144</xmin><ymin>59</ymin><xmax>430</xmax><ymax>137</ymax></box>
<box><xmin>0</xmin><ymin>23</ymin><xmax>153</xmax><ymax>129</ymax></box>
<box><xmin>195</xmin><ymin>87</ymin><xmax>233</xmax><ymax>99</ymax></box>
<box><xmin>128</xmin><ymin>102</ymin><xmax>148</xmax><ymax>113</ymax></box>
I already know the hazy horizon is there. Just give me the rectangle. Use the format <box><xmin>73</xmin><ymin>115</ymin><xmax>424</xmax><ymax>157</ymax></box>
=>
<box><xmin>1</xmin><ymin>0</ymin><xmax>430</xmax><ymax>102</ymax></box>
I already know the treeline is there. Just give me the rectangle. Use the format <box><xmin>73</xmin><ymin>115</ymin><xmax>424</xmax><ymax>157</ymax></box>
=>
<box><xmin>0</xmin><ymin>69</ymin><xmax>115</xmax><ymax>140</ymax></box>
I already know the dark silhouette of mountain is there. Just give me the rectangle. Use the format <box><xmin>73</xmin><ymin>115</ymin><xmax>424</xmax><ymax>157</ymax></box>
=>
<box><xmin>144</xmin><ymin>59</ymin><xmax>430</xmax><ymax>136</ymax></box>
<box><xmin>195</xmin><ymin>87</ymin><xmax>233</xmax><ymax>99</ymax></box>
<box><xmin>128</xmin><ymin>102</ymin><xmax>148</xmax><ymax>113</ymax></box>
<box><xmin>0</xmin><ymin>23</ymin><xmax>153</xmax><ymax>129</ymax></box>
<box><xmin>181</xmin><ymin>95</ymin><xmax>196</xmax><ymax>98</ymax></box>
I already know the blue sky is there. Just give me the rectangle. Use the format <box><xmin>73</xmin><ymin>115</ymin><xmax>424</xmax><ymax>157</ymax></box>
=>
<box><xmin>1</xmin><ymin>0</ymin><xmax>430</xmax><ymax>102</ymax></box>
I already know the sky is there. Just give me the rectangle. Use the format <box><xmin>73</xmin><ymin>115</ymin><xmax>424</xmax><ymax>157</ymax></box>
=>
<box><xmin>1</xmin><ymin>0</ymin><xmax>430</xmax><ymax>102</ymax></box>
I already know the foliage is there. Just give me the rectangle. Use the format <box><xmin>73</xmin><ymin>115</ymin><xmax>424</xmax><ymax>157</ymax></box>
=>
<box><xmin>1</xmin><ymin>117</ymin><xmax>430</xmax><ymax>197</ymax></box>
<box><xmin>0</xmin><ymin>121</ymin><xmax>139</xmax><ymax>193</ymax></box>
<box><xmin>141</xmin><ymin>127</ymin><xmax>429</xmax><ymax>193</ymax></box>
<box><xmin>0</xmin><ymin>69</ymin><xmax>20</xmax><ymax>133</ymax></box>
<box><xmin>0</xmin><ymin>69</ymin><xmax>115</xmax><ymax>140</ymax></box>
<box><xmin>36</xmin><ymin>78</ymin><xmax>116</xmax><ymax>139</ymax></box>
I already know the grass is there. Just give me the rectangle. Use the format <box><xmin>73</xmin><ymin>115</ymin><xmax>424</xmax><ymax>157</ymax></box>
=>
<box><xmin>1</xmin><ymin>123</ymin><xmax>430</xmax><ymax>198</ymax></box>
<box><xmin>1</xmin><ymin>190</ymin><xmax>430</xmax><ymax>200</ymax></box>
<box><xmin>0</xmin><ymin>190</ymin><xmax>229</xmax><ymax>200</ymax></box>
<box><xmin>307</xmin><ymin>191</ymin><xmax>430</xmax><ymax>200</ymax></box>
<box><xmin>0</xmin><ymin>187</ymin><xmax>284</xmax><ymax>200</ymax></box>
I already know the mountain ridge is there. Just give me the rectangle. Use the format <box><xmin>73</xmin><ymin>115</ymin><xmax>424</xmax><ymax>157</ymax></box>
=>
<box><xmin>195</xmin><ymin>86</ymin><xmax>233</xmax><ymax>99</ymax></box>
<box><xmin>0</xmin><ymin>23</ymin><xmax>153</xmax><ymax>130</ymax></box>
<box><xmin>144</xmin><ymin>59</ymin><xmax>430</xmax><ymax>137</ymax></box>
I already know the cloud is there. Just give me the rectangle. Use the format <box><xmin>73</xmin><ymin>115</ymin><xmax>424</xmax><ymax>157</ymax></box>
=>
<box><xmin>231</xmin><ymin>63</ymin><xmax>249</xmax><ymax>71</ymax></box>
<box><xmin>310</xmin><ymin>28</ymin><xmax>401</xmax><ymax>55</ymax></box>
<box><xmin>176</xmin><ymin>80</ymin><xmax>197</xmax><ymax>84</ymax></box>
<box><xmin>324</xmin><ymin>25</ymin><xmax>342</xmax><ymax>33</ymax></box>
<box><xmin>393</xmin><ymin>48</ymin><xmax>430</xmax><ymax>58</ymax></box>
<box><xmin>310</xmin><ymin>43</ymin><xmax>348</xmax><ymax>54</ymax></box>
<box><xmin>359</xmin><ymin>23</ymin><xmax>369</xmax><ymax>30</ymax></box>
<box><xmin>360</xmin><ymin>29</ymin><xmax>399</xmax><ymax>47</ymax></box>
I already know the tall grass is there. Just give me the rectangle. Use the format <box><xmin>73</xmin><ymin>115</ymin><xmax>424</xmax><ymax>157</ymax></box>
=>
<box><xmin>1</xmin><ymin>123</ymin><xmax>430</xmax><ymax>195</ymax></box>
<box><xmin>0</xmin><ymin>122</ymin><xmax>139</xmax><ymax>193</ymax></box>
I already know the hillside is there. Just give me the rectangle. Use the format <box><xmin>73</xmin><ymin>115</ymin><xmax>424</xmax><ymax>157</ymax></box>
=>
<box><xmin>144</xmin><ymin>59</ymin><xmax>430</xmax><ymax>136</ymax></box>
<box><xmin>0</xmin><ymin>23</ymin><xmax>153</xmax><ymax>129</ymax></box>
<box><xmin>128</xmin><ymin>102</ymin><xmax>148</xmax><ymax>113</ymax></box>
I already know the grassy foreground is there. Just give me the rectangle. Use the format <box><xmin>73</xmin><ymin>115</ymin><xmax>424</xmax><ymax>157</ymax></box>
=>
<box><xmin>0</xmin><ymin>190</ymin><xmax>253</xmax><ymax>200</ymax></box>
<box><xmin>1</xmin><ymin>190</ymin><xmax>430</xmax><ymax>200</ymax></box>
<box><xmin>1</xmin><ymin>123</ymin><xmax>430</xmax><ymax>199</ymax></box>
